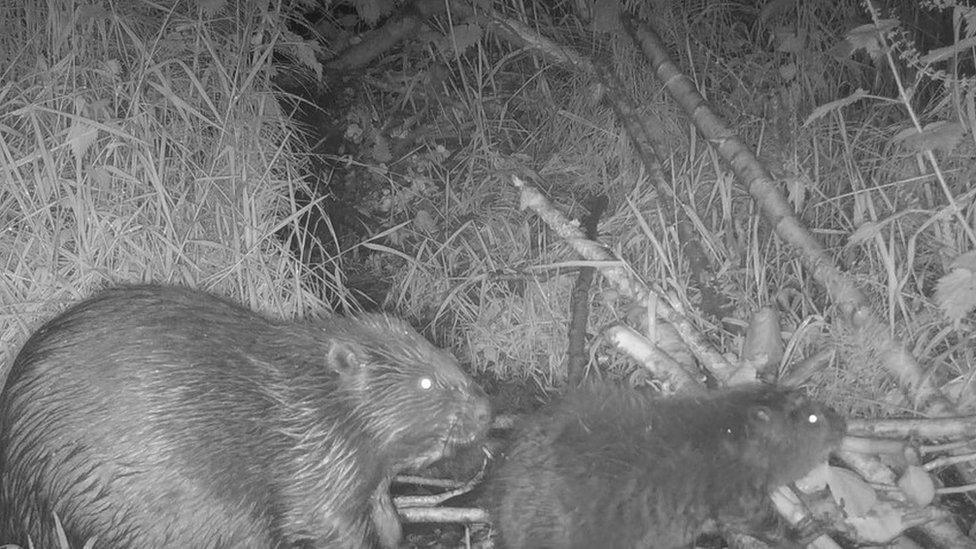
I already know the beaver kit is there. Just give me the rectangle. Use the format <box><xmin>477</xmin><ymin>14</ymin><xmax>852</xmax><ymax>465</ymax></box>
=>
<box><xmin>488</xmin><ymin>384</ymin><xmax>845</xmax><ymax>549</ymax></box>
<box><xmin>0</xmin><ymin>285</ymin><xmax>491</xmax><ymax>549</ymax></box>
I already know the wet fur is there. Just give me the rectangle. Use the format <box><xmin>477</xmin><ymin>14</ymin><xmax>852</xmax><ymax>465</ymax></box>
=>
<box><xmin>0</xmin><ymin>285</ymin><xmax>490</xmax><ymax>548</ymax></box>
<box><xmin>488</xmin><ymin>384</ymin><xmax>845</xmax><ymax>549</ymax></box>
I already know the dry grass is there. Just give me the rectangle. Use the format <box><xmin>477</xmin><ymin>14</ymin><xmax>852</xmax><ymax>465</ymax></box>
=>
<box><xmin>0</xmin><ymin>0</ymin><xmax>346</xmax><ymax>371</ymax></box>
<box><xmin>1</xmin><ymin>0</ymin><xmax>973</xmax><ymax>546</ymax></box>
<box><xmin>346</xmin><ymin>1</ymin><xmax>976</xmax><ymax>419</ymax></box>
<box><xmin>1</xmin><ymin>0</ymin><xmax>970</xmax><ymax>431</ymax></box>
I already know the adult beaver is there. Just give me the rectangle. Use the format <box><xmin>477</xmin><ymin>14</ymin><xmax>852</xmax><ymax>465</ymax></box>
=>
<box><xmin>488</xmin><ymin>383</ymin><xmax>845</xmax><ymax>549</ymax></box>
<box><xmin>0</xmin><ymin>285</ymin><xmax>491</xmax><ymax>548</ymax></box>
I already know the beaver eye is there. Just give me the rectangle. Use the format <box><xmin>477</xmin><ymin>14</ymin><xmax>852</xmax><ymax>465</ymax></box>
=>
<box><xmin>807</xmin><ymin>413</ymin><xmax>820</xmax><ymax>425</ymax></box>
<box><xmin>419</xmin><ymin>377</ymin><xmax>433</xmax><ymax>390</ymax></box>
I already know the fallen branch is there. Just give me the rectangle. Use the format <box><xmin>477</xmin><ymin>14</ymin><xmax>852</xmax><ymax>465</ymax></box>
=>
<box><xmin>512</xmin><ymin>175</ymin><xmax>736</xmax><ymax>383</ymax></box>
<box><xmin>619</xmin><ymin>13</ymin><xmax>949</xmax><ymax>411</ymax></box>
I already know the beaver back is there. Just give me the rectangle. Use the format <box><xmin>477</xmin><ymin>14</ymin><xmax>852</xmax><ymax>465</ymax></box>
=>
<box><xmin>488</xmin><ymin>384</ymin><xmax>845</xmax><ymax>549</ymax></box>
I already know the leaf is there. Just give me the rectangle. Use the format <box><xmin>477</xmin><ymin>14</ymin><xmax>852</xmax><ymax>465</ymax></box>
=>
<box><xmin>279</xmin><ymin>30</ymin><xmax>323</xmax><ymax>80</ymax></box>
<box><xmin>480</xmin><ymin>344</ymin><xmax>498</xmax><ymax>364</ymax></box>
<box><xmin>90</xmin><ymin>166</ymin><xmax>111</xmax><ymax>190</ymax></box>
<box><xmin>76</xmin><ymin>4</ymin><xmax>109</xmax><ymax>25</ymax></box>
<box><xmin>784</xmin><ymin>174</ymin><xmax>808</xmax><ymax>210</ymax></box>
<box><xmin>66</xmin><ymin>116</ymin><xmax>98</xmax><ymax>165</ymax></box>
<box><xmin>826</xmin><ymin>38</ymin><xmax>855</xmax><ymax>61</ymax></box>
<box><xmin>197</xmin><ymin>0</ymin><xmax>225</xmax><ymax>16</ymax></box>
<box><xmin>965</xmin><ymin>7</ymin><xmax>976</xmax><ymax>38</ymax></box>
<box><xmin>950</xmin><ymin>250</ymin><xmax>976</xmax><ymax>271</ymax></box>
<box><xmin>294</xmin><ymin>40</ymin><xmax>322</xmax><ymax>80</ymax></box>
<box><xmin>776</xmin><ymin>33</ymin><xmax>805</xmax><ymax>54</ymax></box>
<box><xmin>759</xmin><ymin>0</ymin><xmax>793</xmax><ymax>22</ymax></box>
<box><xmin>803</xmin><ymin>89</ymin><xmax>869</xmax><ymax>127</ymax></box>
<box><xmin>414</xmin><ymin>209</ymin><xmax>437</xmax><ymax>233</ymax></box>
<box><xmin>934</xmin><ymin>268</ymin><xmax>976</xmax><ymax>324</ymax></box>
<box><xmin>848</xmin><ymin>221</ymin><xmax>881</xmax><ymax>245</ymax></box>
<box><xmin>651</xmin><ymin>321</ymin><xmax>694</xmax><ymax>367</ymax></box>
<box><xmin>344</xmin><ymin>123</ymin><xmax>363</xmax><ymax>143</ymax></box>
<box><xmin>442</xmin><ymin>23</ymin><xmax>482</xmax><ymax>56</ymax></box>
<box><xmin>897</xmin><ymin>465</ymin><xmax>935</xmax><ymax>507</ymax></box>
<box><xmin>592</xmin><ymin>0</ymin><xmax>620</xmax><ymax>33</ymax></box>
<box><xmin>356</xmin><ymin>0</ymin><xmax>386</xmax><ymax>26</ymax></box>
<box><xmin>827</xmin><ymin>466</ymin><xmax>877</xmax><ymax>516</ymax></box>
<box><xmin>845</xmin><ymin>20</ymin><xmax>899</xmax><ymax>57</ymax></box>
<box><xmin>740</xmin><ymin>307</ymin><xmax>783</xmax><ymax>373</ymax></box>
<box><xmin>892</xmin><ymin>121</ymin><xmax>965</xmax><ymax>154</ymax></box>
<box><xmin>778</xmin><ymin>62</ymin><xmax>797</xmax><ymax>80</ymax></box>
<box><xmin>795</xmin><ymin>462</ymin><xmax>830</xmax><ymax>492</ymax></box>
<box><xmin>846</xmin><ymin>502</ymin><xmax>910</xmax><ymax>544</ymax></box>
<box><xmin>852</xmin><ymin>191</ymin><xmax>867</xmax><ymax>226</ymax></box>
<box><xmin>920</xmin><ymin>36</ymin><xmax>976</xmax><ymax>65</ymax></box>
<box><xmin>371</xmin><ymin>134</ymin><xmax>391</xmax><ymax>163</ymax></box>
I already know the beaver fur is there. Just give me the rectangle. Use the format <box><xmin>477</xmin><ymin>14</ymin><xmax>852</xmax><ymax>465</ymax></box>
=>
<box><xmin>0</xmin><ymin>285</ymin><xmax>490</xmax><ymax>548</ymax></box>
<box><xmin>488</xmin><ymin>383</ymin><xmax>845</xmax><ymax>549</ymax></box>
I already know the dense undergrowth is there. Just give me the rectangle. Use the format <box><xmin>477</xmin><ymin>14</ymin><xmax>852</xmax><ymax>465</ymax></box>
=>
<box><xmin>317</xmin><ymin>0</ymin><xmax>976</xmax><ymax>420</ymax></box>
<box><xmin>3</xmin><ymin>0</ymin><xmax>976</xmax><ymax>544</ymax></box>
<box><xmin>0</xmin><ymin>0</ymin><xmax>347</xmax><ymax>371</ymax></box>
<box><xmin>3</xmin><ymin>0</ymin><xmax>974</xmax><ymax>411</ymax></box>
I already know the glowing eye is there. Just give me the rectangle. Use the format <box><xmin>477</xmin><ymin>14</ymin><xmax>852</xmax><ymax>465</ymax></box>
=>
<box><xmin>419</xmin><ymin>377</ymin><xmax>433</xmax><ymax>390</ymax></box>
<box><xmin>808</xmin><ymin>414</ymin><xmax>819</xmax><ymax>425</ymax></box>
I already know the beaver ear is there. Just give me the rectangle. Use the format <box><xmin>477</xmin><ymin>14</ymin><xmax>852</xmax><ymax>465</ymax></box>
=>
<box><xmin>327</xmin><ymin>340</ymin><xmax>368</xmax><ymax>376</ymax></box>
<box><xmin>748</xmin><ymin>405</ymin><xmax>773</xmax><ymax>423</ymax></box>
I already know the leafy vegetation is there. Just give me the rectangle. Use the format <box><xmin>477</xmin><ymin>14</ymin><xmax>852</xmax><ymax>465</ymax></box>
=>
<box><xmin>4</xmin><ymin>0</ymin><xmax>976</xmax><ymax>545</ymax></box>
